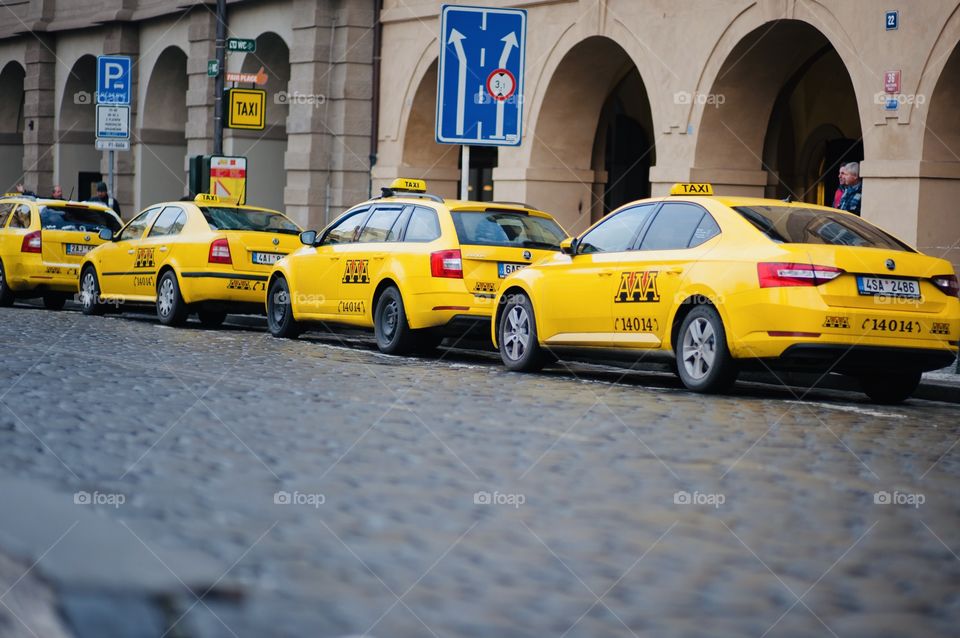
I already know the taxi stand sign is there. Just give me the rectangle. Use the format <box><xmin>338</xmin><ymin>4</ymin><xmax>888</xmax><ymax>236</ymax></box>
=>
<box><xmin>209</xmin><ymin>156</ymin><xmax>247</xmax><ymax>205</ymax></box>
<box><xmin>225</xmin><ymin>88</ymin><xmax>266</xmax><ymax>130</ymax></box>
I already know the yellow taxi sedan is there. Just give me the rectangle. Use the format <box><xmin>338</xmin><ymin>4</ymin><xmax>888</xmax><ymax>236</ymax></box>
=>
<box><xmin>0</xmin><ymin>193</ymin><xmax>121</xmax><ymax>309</ymax></box>
<box><xmin>267</xmin><ymin>178</ymin><xmax>568</xmax><ymax>354</ymax></box>
<box><xmin>492</xmin><ymin>183</ymin><xmax>960</xmax><ymax>403</ymax></box>
<box><xmin>79</xmin><ymin>194</ymin><xmax>301</xmax><ymax>327</ymax></box>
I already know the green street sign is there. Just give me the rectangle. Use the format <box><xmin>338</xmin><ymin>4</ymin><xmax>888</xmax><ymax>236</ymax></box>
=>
<box><xmin>227</xmin><ymin>38</ymin><xmax>256</xmax><ymax>53</ymax></box>
<box><xmin>207</xmin><ymin>60</ymin><xmax>219</xmax><ymax>77</ymax></box>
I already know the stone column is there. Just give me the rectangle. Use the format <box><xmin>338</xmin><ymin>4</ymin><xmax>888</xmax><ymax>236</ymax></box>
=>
<box><xmin>22</xmin><ymin>34</ymin><xmax>55</xmax><ymax>196</ymax></box>
<box><xmin>285</xmin><ymin>0</ymin><xmax>374</xmax><ymax>229</ymax></box>
<box><xmin>186</xmin><ymin>8</ymin><xmax>217</xmax><ymax>165</ymax></box>
<box><xmin>101</xmin><ymin>23</ymin><xmax>138</xmax><ymax>218</ymax></box>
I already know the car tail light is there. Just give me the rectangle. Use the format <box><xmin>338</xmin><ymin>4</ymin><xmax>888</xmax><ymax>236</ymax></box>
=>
<box><xmin>931</xmin><ymin>274</ymin><xmax>960</xmax><ymax>298</ymax></box>
<box><xmin>758</xmin><ymin>262</ymin><xmax>843</xmax><ymax>287</ymax></box>
<box><xmin>208</xmin><ymin>238</ymin><xmax>232</xmax><ymax>265</ymax></box>
<box><xmin>21</xmin><ymin>230</ymin><xmax>41</xmax><ymax>253</ymax></box>
<box><xmin>430</xmin><ymin>249</ymin><xmax>463</xmax><ymax>278</ymax></box>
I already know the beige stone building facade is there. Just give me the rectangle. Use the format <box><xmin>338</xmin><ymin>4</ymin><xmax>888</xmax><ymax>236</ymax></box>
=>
<box><xmin>1</xmin><ymin>0</ymin><xmax>958</xmax><ymax>270</ymax></box>
<box><xmin>374</xmin><ymin>0</ymin><xmax>960</xmax><ymax>270</ymax></box>
<box><xmin>0</xmin><ymin>0</ymin><xmax>375</xmax><ymax>229</ymax></box>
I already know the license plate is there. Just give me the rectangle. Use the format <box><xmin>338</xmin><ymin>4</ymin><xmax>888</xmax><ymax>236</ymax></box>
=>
<box><xmin>66</xmin><ymin>243</ymin><xmax>92</xmax><ymax>256</ymax></box>
<box><xmin>252</xmin><ymin>252</ymin><xmax>284</xmax><ymax>265</ymax></box>
<box><xmin>856</xmin><ymin>276</ymin><xmax>920</xmax><ymax>298</ymax></box>
<box><xmin>498</xmin><ymin>262</ymin><xmax>527</xmax><ymax>278</ymax></box>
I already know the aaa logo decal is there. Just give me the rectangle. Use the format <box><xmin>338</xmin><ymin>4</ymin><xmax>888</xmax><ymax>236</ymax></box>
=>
<box><xmin>135</xmin><ymin>248</ymin><xmax>155</xmax><ymax>269</ymax></box>
<box><xmin>615</xmin><ymin>271</ymin><xmax>660</xmax><ymax>303</ymax></box>
<box><xmin>342</xmin><ymin>259</ymin><xmax>370</xmax><ymax>284</ymax></box>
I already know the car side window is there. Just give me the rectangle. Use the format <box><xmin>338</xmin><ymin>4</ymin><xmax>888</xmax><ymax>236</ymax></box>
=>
<box><xmin>578</xmin><ymin>204</ymin><xmax>655</xmax><ymax>253</ymax></box>
<box><xmin>638</xmin><ymin>203</ymin><xmax>712</xmax><ymax>251</ymax></box>
<box><xmin>689</xmin><ymin>211</ymin><xmax>720</xmax><ymax>248</ymax></box>
<box><xmin>0</xmin><ymin>203</ymin><xmax>14</xmax><ymax>228</ymax></box>
<box><xmin>403</xmin><ymin>206</ymin><xmax>441</xmax><ymax>242</ymax></box>
<box><xmin>320</xmin><ymin>208</ymin><xmax>369</xmax><ymax>246</ymax></box>
<box><xmin>8</xmin><ymin>205</ymin><xmax>32</xmax><ymax>229</ymax></box>
<box><xmin>148</xmin><ymin>206</ymin><xmax>187</xmax><ymax>238</ymax></box>
<box><xmin>118</xmin><ymin>208</ymin><xmax>161</xmax><ymax>242</ymax></box>
<box><xmin>358</xmin><ymin>206</ymin><xmax>403</xmax><ymax>243</ymax></box>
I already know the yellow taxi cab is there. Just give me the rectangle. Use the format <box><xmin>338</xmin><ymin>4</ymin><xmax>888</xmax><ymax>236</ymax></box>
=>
<box><xmin>492</xmin><ymin>183</ymin><xmax>960</xmax><ymax>403</ymax></box>
<box><xmin>79</xmin><ymin>193</ymin><xmax>301</xmax><ymax>327</ymax></box>
<box><xmin>0</xmin><ymin>193</ymin><xmax>122</xmax><ymax>309</ymax></box>
<box><xmin>267</xmin><ymin>178</ymin><xmax>568</xmax><ymax>353</ymax></box>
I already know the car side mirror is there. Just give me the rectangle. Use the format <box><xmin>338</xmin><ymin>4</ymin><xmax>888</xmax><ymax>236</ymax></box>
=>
<box><xmin>299</xmin><ymin>230</ymin><xmax>318</xmax><ymax>246</ymax></box>
<box><xmin>99</xmin><ymin>228</ymin><xmax>114</xmax><ymax>241</ymax></box>
<box><xmin>560</xmin><ymin>237</ymin><xmax>579</xmax><ymax>255</ymax></box>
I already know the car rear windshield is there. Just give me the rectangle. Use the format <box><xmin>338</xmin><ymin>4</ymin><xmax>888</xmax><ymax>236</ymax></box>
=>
<box><xmin>201</xmin><ymin>207</ymin><xmax>300</xmax><ymax>235</ymax></box>
<box><xmin>734</xmin><ymin>206</ymin><xmax>913</xmax><ymax>252</ymax></box>
<box><xmin>451</xmin><ymin>210</ymin><xmax>566</xmax><ymax>250</ymax></box>
<box><xmin>39</xmin><ymin>205</ymin><xmax>121</xmax><ymax>233</ymax></box>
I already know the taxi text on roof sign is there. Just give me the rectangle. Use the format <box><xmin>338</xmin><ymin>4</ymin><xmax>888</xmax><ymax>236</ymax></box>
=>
<box><xmin>390</xmin><ymin>178</ymin><xmax>427</xmax><ymax>193</ymax></box>
<box><xmin>670</xmin><ymin>183</ymin><xmax>714</xmax><ymax>196</ymax></box>
<box><xmin>225</xmin><ymin>88</ymin><xmax>266</xmax><ymax>130</ymax></box>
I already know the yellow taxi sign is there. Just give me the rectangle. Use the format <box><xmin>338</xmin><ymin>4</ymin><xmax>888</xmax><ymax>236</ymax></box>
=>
<box><xmin>194</xmin><ymin>193</ymin><xmax>223</xmax><ymax>203</ymax></box>
<box><xmin>225</xmin><ymin>88</ymin><xmax>266</xmax><ymax>130</ymax></box>
<box><xmin>670</xmin><ymin>183</ymin><xmax>714</xmax><ymax>196</ymax></box>
<box><xmin>389</xmin><ymin>178</ymin><xmax>427</xmax><ymax>193</ymax></box>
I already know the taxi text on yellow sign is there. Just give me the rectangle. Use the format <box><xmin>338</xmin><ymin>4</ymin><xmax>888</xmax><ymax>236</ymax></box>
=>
<box><xmin>225</xmin><ymin>88</ymin><xmax>266</xmax><ymax>130</ymax></box>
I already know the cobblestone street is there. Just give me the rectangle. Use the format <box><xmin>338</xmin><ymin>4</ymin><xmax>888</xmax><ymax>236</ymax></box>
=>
<box><xmin>1</xmin><ymin>304</ymin><xmax>959</xmax><ymax>638</ymax></box>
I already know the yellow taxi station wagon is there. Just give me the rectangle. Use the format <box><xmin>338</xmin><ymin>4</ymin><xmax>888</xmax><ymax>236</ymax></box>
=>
<box><xmin>492</xmin><ymin>184</ymin><xmax>960</xmax><ymax>404</ymax></box>
<box><xmin>0</xmin><ymin>194</ymin><xmax>121</xmax><ymax>309</ymax></box>
<box><xmin>79</xmin><ymin>194</ymin><xmax>301</xmax><ymax>327</ymax></box>
<box><xmin>266</xmin><ymin>179</ymin><xmax>568</xmax><ymax>354</ymax></box>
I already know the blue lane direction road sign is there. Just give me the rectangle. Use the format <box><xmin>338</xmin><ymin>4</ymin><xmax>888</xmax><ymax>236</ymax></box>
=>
<box><xmin>96</xmin><ymin>55</ymin><xmax>131</xmax><ymax>105</ymax></box>
<box><xmin>436</xmin><ymin>5</ymin><xmax>526</xmax><ymax>146</ymax></box>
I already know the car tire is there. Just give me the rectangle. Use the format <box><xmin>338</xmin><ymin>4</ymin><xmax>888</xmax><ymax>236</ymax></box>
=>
<box><xmin>79</xmin><ymin>267</ymin><xmax>104</xmax><ymax>316</ymax></box>
<box><xmin>198</xmin><ymin>308</ymin><xmax>227</xmax><ymax>329</ymax></box>
<box><xmin>42</xmin><ymin>293</ymin><xmax>66</xmax><ymax>311</ymax></box>
<box><xmin>0</xmin><ymin>259</ymin><xmax>15</xmax><ymax>307</ymax></box>
<box><xmin>498</xmin><ymin>291</ymin><xmax>548</xmax><ymax>372</ymax></box>
<box><xmin>675</xmin><ymin>305</ymin><xmax>738</xmax><ymax>393</ymax></box>
<box><xmin>266</xmin><ymin>276</ymin><xmax>300</xmax><ymax>339</ymax></box>
<box><xmin>374</xmin><ymin>286</ymin><xmax>417</xmax><ymax>354</ymax></box>
<box><xmin>156</xmin><ymin>271</ymin><xmax>188</xmax><ymax>327</ymax></box>
<box><xmin>858</xmin><ymin>370</ymin><xmax>921</xmax><ymax>404</ymax></box>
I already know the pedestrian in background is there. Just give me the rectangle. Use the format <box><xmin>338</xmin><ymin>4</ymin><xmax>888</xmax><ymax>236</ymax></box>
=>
<box><xmin>832</xmin><ymin>166</ymin><xmax>847</xmax><ymax>208</ymax></box>
<box><xmin>50</xmin><ymin>185</ymin><xmax>64</xmax><ymax>199</ymax></box>
<box><xmin>838</xmin><ymin>162</ymin><xmax>862</xmax><ymax>215</ymax></box>
<box><xmin>89</xmin><ymin>181</ymin><xmax>121</xmax><ymax>217</ymax></box>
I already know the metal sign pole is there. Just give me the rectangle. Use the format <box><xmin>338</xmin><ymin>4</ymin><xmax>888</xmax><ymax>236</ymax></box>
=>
<box><xmin>460</xmin><ymin>144</ymin><xmax>470</xmax><ymax>200</ymax></box>
<box><xmin>108</xmin><ymin>150</ymin><xmax>114</xmax><ymax>206</ymax></box>
<box><xmin>213</xmin><ymin>0</ymin><xmax>226</xmax><ymax>155</ymax></box>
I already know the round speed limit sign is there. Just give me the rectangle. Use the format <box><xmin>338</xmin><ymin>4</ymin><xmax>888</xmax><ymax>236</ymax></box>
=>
<box><xmin>486</xmin><ymin>68</ymin><xmax>516</xmax><ymax>102</ymax></box>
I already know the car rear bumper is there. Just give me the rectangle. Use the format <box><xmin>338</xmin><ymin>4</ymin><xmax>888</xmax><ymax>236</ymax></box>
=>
<box><xmin>178</xmin><ymin>270</ymin><xmax>269</xmax><ymax>305</ymax></box>
<box><xmin>405</xmin><ymin>289</ymin><xmax>497</xmax><ymax>329</ymax></box>
<box><xmin>763</xmin><ymin>344</ymin><xmax>958</xmax><ymax>374</ymax></box>
<box><xmin>4</xmin><ymin>256</ymin><xmax>79</xmax><ymax>293</ymax></box>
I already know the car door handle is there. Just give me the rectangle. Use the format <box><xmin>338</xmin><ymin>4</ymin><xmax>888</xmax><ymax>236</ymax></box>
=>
<box><xmin>598</xmin><ymin>272</ymin><xmax>613</xmax><ymax>277</ymax></box>
<box><xmin>159</xmin><ymin>247</ymin><xmax>168</xmax><ymax>252</ymax></box>
<box><xmin>328</xmin><ymin>256</ymin><xmax>340</xmax><ymax>261</ymax></box>
<box><xmin>664</xmin><ymin>268</ymin><xmax>683</xmax><ymax>275</ymax></box>
<box><xmin>372</xmin><ymin>254</ymin><xmax>385</xmax><ymax>260</ymax></box>
<box><xmin>127</xmin><ymin>249</ymin><xmax>135</xmax><ymax>255</ymax></box>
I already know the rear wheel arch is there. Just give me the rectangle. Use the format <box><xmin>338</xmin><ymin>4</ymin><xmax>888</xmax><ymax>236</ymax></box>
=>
<box><xmin>155</xmin><ymin>264</ymin><xmax>179</xmax><ymax>301</ymax></box>
<box><xmin>668</xmin><ymin>292</ymin><xmax>730</xmax><ymax>351</ymax></box>
<box><xmin>372</xmin><ymin>277</ymin><xmax>402</xmax><ymax>320</ymax></box>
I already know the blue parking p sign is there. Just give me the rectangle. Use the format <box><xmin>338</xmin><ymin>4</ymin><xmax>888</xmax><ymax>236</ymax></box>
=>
<box><xmin>96</xmin><ymin>56</ymin><xmax>131</xmax><ymax>105</ymax></box>
<box><xmin>436</xmin><ymin>5</ymin><xmax>526</xmax><ymax>146</ymax></box>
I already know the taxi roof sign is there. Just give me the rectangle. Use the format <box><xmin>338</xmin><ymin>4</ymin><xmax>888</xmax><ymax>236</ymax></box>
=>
<box><xmin>389</xmin><ymin>178</ymin><xmax>427</xmax><ymax>193</ymax></box>
<box><xmin>194</xmin><ymin>193</ymin><xmax>223</xmax><ymax>203</ymax></box>
<box><xmin>670</xmin><ymin>183</ymin><xmax>713</xmax><ymax>196</ymax></box>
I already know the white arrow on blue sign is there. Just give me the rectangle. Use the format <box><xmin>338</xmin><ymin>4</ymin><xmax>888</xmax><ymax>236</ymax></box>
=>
<box><xmin>436</xmin><ymin>5</ymin><xmax>526</xmax><ymax>146</ymax></box>
<box><xmin>96</xmin><ymin>55</ymin><xmax>132</xmax><ymax>105</ymax></box>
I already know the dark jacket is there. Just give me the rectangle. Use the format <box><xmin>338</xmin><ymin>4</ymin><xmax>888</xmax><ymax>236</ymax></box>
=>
<box><xmin>838</xmin><ymin>181</ymin><xmax>861</xmax><ymax>215</ymax></box>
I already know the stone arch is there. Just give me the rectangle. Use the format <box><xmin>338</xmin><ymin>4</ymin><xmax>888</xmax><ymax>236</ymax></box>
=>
<box><xmin>58</xmin><ymin>54</ymin><xmax>100</xmax><ymax>201</ymax></box>
<box><xmin>225</xmin><ymin>31</ymin><xmax>290</xmax><ymax>210</ymax></box>
<box><xmin>0</xmin><ymin>61</ymin><xmax>25</xmax><ymax>192</ymax></box>
<box><xmin>522</xmin><ymin>36</ymin><xmax>655</xmax><ymax>232</ymax></box>
<box><xmin>692</xmin><ymin>19</ymin><xmax>862</xmax><ymax>203</ymax></box>
<box><xmin>139</xmin><ymin>45</ymin><xmax>188</xmax><ymax>207</ymax></box>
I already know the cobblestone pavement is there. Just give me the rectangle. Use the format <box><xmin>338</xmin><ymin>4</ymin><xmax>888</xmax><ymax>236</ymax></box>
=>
<box><xmin>1</xmin><ymin>304</ymin><xmax>959</xmax><ymax>638</ymax></box>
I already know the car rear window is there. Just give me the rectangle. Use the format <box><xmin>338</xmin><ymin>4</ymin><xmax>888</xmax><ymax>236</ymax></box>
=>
<box><xmin>734</xmin><ymin>206</ymin><xmax>913</xmax><ymax>252</ymax></box>
<box><xmin>201</xmin><ymin>207</ymin><xmax>300</xmax><ymax>235</ymax></box>
<box><xmin>40</xmin><ymin>205</ymin><xmax>121</xmax><ymax>233</ymax></box>
<box><xmin>451</xmin><ymin>210</ymin><xmax>566</xmax><ymax>249</ymax></box>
